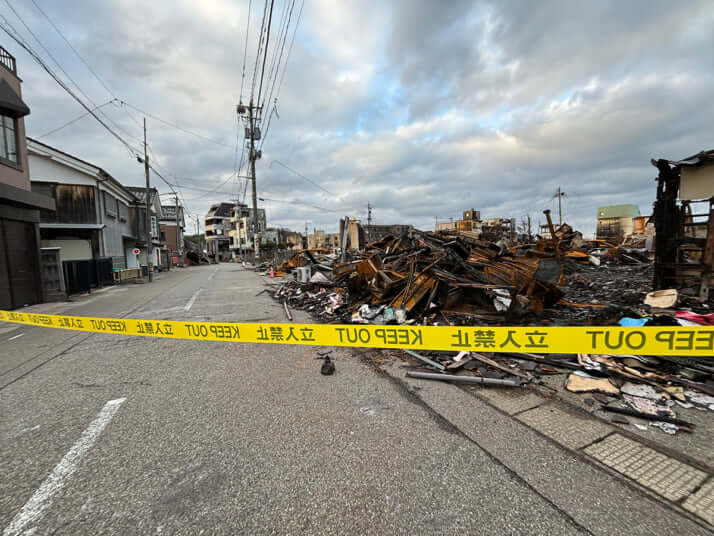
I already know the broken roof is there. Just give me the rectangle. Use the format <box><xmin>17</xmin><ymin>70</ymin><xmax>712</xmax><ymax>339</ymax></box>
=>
<box><xmin>206</xmin><ymin>202</ymin><xmax>234</xmax><ymax>218</ymax></box>
<box><xmin>668</xmin><ymin>150</ymin><xmax>714</xmax><ymax>167</ymax></box>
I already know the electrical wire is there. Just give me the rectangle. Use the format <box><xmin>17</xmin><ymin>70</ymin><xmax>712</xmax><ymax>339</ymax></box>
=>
<box><xmin>270</xmin><ymin>159</ymin><xmax>335</xmax><ymax>196</ymax></box>
<box><xmin>186</xmin><ymin>172</ymin><xmax>240</xmax><ymax>201</ymax></box>
<box><xmin>255</xmin><ymin>0</ymin><xmax>275</xmax><ymax>108</ymax></box>
<box><xmin>274</xmin><ymin>0</ymin><xmax>303</xmax><ymax>105</ymax></box>
<box><xmin>28</xmin><ymin>0</ymin><xmax>114</xmax><ymax>98</ymax></box>
<box><xmin>0</xmin><ymin>17</ymin><xmax>140</xmax><ymax>158</ymax></box>
<box><xmin>119</xmin><ymin>101</ymin><xmax>234</xmax><ymax>149</ymax></box>
<box><xmin>36</xmin><ymin>99</ymin><xmax>114</xmax><ymax>138</ymax></box>
<box><xmin>261</xmin><ymin>0</ymin><xmax>292</xmax><ymax>110</ymax></box>
<box><xmin>4</xmin><ymin>0</ymin><xmax>142</xmax><ymax>148</ymax></box>
<box><xmin>239</xmin><ymin>0</ymin><xmax>252</xmax><ymax>103</ymax></box>
<box><xmin>258</xmin><ymin>196</ymin><xmax>358</xmax><ymax>214</ymax></box>
<box><xmin>250</xmin><ymin>0</ymin><xmax>269</xmax><ymax>101</ymax></box>
<box><xmin>260</xmin><ymin>0</ymin><xmax>303</xmax><ymax>149</ymax></box>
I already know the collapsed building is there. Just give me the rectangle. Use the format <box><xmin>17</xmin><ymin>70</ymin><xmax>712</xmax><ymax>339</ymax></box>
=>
<box><xmin>652</xmin><ymin>150</ymin><xmax>714</xmax><ymax>300</ymax></box>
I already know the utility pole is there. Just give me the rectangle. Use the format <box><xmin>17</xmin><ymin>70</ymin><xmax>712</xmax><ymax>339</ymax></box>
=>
<box><xmin>367</xmin><ymin>202</ymin><xmax>372</xmax><ymax>243</ymax></box>
<box><xmin>304</xmin><ymin>221</ymin><xmax>308</xmax><ymax>249</ymax></box>
<box><xmin>237</xmin><ymin>99</ymin><xmax>263</xmax><ymax>260</ymax></box>
<box><xmin>554</xmin><ymin>186</ymin><xmax>566</xmax><ymax>226</ymax></box>
<box><xmin>248</xmin><ymin>100</ymin><xmax>260</xmax><ymax>260</ymax></box>
<box><xmin>143</xmin><ymin>118</ymin><xmax>153</xmax><ymax>282</ymax></box>
<box><xmin>174</xmin><ymin>194</ymin><xmax>180</xmax><ymax>266</ymax></box>
<box><xmin>195</xmin><ymin>215</ymin><xmax>201</xmax><ymax>251</ymax></box>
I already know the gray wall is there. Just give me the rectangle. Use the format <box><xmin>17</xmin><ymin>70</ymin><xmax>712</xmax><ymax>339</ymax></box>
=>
<box><xmin>99</xmin><ymin>190</ymin><xmax>135</xmax><ymax>268</ymax></box>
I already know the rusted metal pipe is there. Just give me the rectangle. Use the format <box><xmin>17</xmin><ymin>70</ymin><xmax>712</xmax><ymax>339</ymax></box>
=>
<box><xmin>403</xmin><ymin>350</ymin><xmax>445</xmax><ymax>371</ymax></box>
<box><xmin>406</xmin><ymin>371</ymin><xmax>523</xmax><ymax>386</ymax></box>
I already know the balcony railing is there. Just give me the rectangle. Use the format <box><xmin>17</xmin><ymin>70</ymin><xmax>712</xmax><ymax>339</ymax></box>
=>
<box><xmin>0</xmin><ymin>46</ymin><xmax>17</xmax><ymax>75</ymax></box>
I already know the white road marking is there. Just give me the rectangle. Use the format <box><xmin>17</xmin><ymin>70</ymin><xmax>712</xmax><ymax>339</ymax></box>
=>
<box><xmin>184</xmin><ymin>288</ymin><xmax>202</xmax><ymax>312</ymax></box>
<box><xmin>3</xmin><ymin>398</ymin><xmax>126</xmax><ymax>536</ymax></box>
<box><xmin>207</xmin><ymin>268</ymin><xmax>218</xmax><ymax>281</ymax></box>
<box><xmin>8</xmin><ymin>333</ymin><xmax>24</xmax><ymax>341</ymax></box>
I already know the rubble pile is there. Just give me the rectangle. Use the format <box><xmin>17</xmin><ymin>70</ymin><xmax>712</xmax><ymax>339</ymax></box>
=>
<box><xmin>268</xmin><ymin>230</ymin><xmax>581</xmax><ymax>324</ymax></box>
<box><xmin>393</xmin><ymin>348</ymin><xmax>714</xmax><ymax>435</ymax></box>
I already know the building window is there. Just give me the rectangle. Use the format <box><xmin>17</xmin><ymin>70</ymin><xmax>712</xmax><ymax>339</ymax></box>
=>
<box><xmin>118</xmin><ymin>201</ymin><xmax>129</xmax><ymax>222</ymax></box>
<box><xmin>104</xmin><ymin>191</ymin><xmax>117</xmax><ymax>217</ymax></box>
<box><xmin>0</xmin><ymin>113</ymin><xmax>18</xmax><ymax>164</ymax></box>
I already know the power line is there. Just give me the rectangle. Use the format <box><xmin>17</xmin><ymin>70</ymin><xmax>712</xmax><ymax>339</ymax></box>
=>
<box><xmin>258</xmin><ymin>0</ymin><xmax>295</xmax><ymax>145</ymax></box>
<box><xmin>261</xmin><ymin>0</ymin><xmax>292</xmax><ymax>110</ymax></box>
<box><xmin>119</xmin><ymin>100</ymin><xmax>234</xmax><ymax>149</ymax></box>
<box><xmin>250</xmin><ymin>0</ymin><xmax>269</xmax><ymax>101</ymax></box>
<box><xmin>260</xmin><ymin>0</ymin><xmax>303</xmax><ymax>149</ymax></box>
<box><xmin>36</xmin><ymin>99</ymin><xmax>114</xmax><ymax>138</ymax></box>
<box><xmin>186</xmin><ymin>172</ymin><xmax>241</xmax><ymax>201</ymax></box>
<box><xmin>239</xmin><ymin>0</ymin><xmax>252</xmax><ymax>103</ymax></box>
<box><xmin>270</xmin><ymin>159</ymin><xmax>335</xmax><ymax>196</ymax></box>
<box><xmin>256</xmin><ymin>0</ymin><xmax>275</xmax><ymax>107</ymax></box>
<box><xmin>258</xmin><ymin>196</ymin><xmax>348</xmax><ymax>214</ymax></box>
<box><xmin>4</xmin><ymin>0</ymin><xmax>143</xmax><ymax>148</ymax></box>
<box><xmin>274</xmin><ymin>0</ymin><xmax>303</xmax><ymax>104</ymax></box>
<box><xmin>28</xmin><ymin>0</ymin><xmax>114</xmax><ymax>98</ymax></box>
<box><xmin>0</xmin><ymin>17</ymin><xmax>140</xmax><ymax>158</ymax></box>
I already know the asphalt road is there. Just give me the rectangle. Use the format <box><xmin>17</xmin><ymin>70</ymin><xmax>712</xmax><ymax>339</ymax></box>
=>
<box><xmin>0</xmin><ymin>264</ymin><xmax>706</xmax><ymax>535</ymax></box>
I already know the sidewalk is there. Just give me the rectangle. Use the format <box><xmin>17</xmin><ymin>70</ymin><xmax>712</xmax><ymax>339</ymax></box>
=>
<box><xmin>378</xmin><ymin>357</ymin><xmax>714</xmax><ymax>529</ymax></box>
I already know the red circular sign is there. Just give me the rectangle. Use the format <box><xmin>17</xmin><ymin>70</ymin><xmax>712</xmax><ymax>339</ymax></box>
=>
<box><xmin>133</xmin><ymin>248</ymin><xmax>140</xmax><ymax>255</ymax></box>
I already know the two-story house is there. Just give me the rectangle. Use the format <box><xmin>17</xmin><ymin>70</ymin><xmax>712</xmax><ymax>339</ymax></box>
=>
<box><xmin>159</xmin><ymin>202</ymin><xmax>185</xmax><ymax>264</ymax></box>
<box><xmin>0</xmin><ymin>45</ymin><xmax>55</xmax><ymax>309</ymax></box>
<box><xmin>28</xmin><ymin>139</ymin><xmax>150</xmax><ymax>272</ymax></box>
<box><xmin>125</xmin><ymin>186</ymin><xmax>163</xmax><ymax>269</ymax></box>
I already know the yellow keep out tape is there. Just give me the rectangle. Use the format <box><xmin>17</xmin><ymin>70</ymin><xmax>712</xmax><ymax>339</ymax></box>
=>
<box><xmin>0</xmin><ymin>309</ymin><xmax>712</xmax><ymax>356</ymax></box>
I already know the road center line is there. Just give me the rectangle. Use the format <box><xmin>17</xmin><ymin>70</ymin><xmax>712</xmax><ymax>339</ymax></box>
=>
<box><xmin>3</xmin><ymin>398</ymin><xmax>127</xmax><ymax>536</ymax></box>
<box><xmin>184</xmin><ymin>288</ymin><xmax>203</xmax><ymax>312</ymax></box>
<box><xmin>207</xmin><ymin>268</ymin><xmax>218</xmax><ymax>281</ymax></box>
<box><xmin>8</xmin><ymin>333</ymin><xmax>24</xmax><ymax>341</ymax></box>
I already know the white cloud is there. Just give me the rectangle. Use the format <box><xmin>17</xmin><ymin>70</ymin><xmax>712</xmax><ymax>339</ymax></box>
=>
<box><xmin>4</xmin><ymin>0</ymin><xmax>713</xmax><ymax>237</ymax></box>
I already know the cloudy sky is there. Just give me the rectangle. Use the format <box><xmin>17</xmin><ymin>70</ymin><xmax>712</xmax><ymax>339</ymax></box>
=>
<box><xmin>4</xmin><ymin>0</ymin><xmax>713</xmax><ymax>236</ymax></box>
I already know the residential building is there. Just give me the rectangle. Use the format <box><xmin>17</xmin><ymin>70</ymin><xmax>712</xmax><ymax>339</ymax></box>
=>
<box><xmin>0</xmin><ymin>45</ymin><xmax>55</xmax><ymax>309</ymax></box>
<box><xmin>28</xmin><ymin>139</ymin><xmax>152</xmax><ymax>271</ymax></box>
<box><xmin>205</xmin><ymin>202</ymin><xmax>233</xmax><ymax>260</ymax></box>
<box><xmin>282</xmin><ymin>230</ymin><xmax>304</xmax><ymax>250</ymax></box>
<box><xmin>596</xmin><ymin>204</ymin><xmax>641</xmax><ymax>242</ymax></box>
<box><xmin>262</xmin><ymin>227</ymin><xmax>280</xmax><ymax>245</ymax></box>
<box><xmin>435</xmin><ymin>209</ymin><xmax>481</xmax><ymax>234</ymax></box>
<box><xmin>125</xmin><ymin>187</ymin><xmax>163</xmax><ymax>268</ymax></box>
<box><xmin>159</xmin><ymin>202</ymin><xmax>185</xmax><ymax>263</ymax></box>
<box><xmin>308</xmin><ymin>229</ymin><xmax>325</xmax><ymax>249</ymax></box>
<box><xmin>227</xmin><ymin>203</ymin><xmax>266</xmax><ymax>257</ymax></box>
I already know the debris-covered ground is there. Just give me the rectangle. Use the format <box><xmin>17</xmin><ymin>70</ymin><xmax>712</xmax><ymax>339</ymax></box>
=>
<box><xmin>263</xmin><ymin>228</ymin><xmax>714</xmax><ymax>438</ymax></box>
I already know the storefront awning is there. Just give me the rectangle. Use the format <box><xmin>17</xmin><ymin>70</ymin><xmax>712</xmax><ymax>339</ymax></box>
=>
<box><xmin>0</xmin><ymin>79</ymin><xmax>30</xmax><ymax>117</ymax></box>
